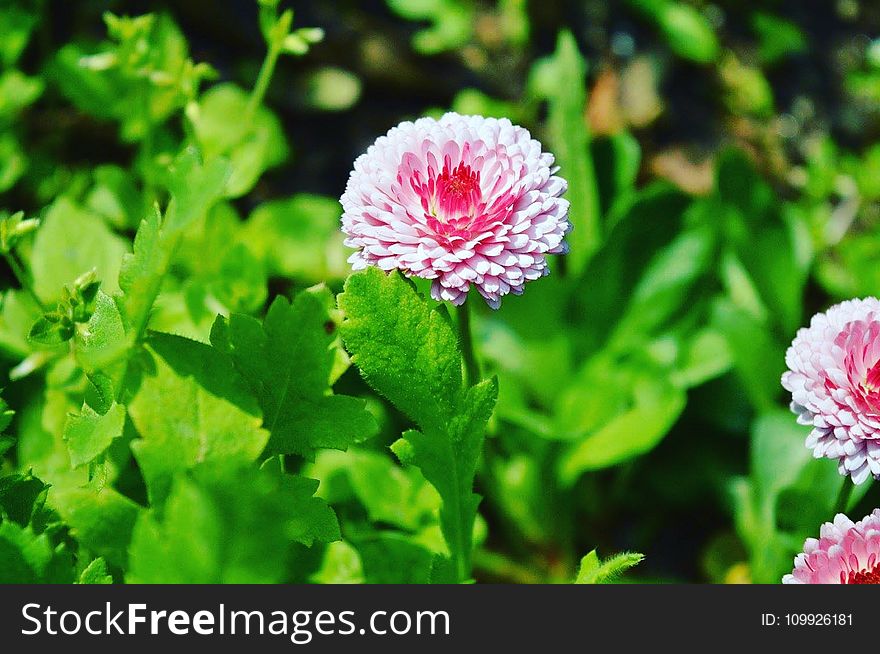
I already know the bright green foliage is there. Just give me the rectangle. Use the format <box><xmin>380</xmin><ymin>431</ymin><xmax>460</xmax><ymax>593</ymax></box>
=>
<box><xmin>52</xmin><ymin>12</ymin><xmax>214</xmax><ymax>143</ymax></box>
<box><xmin>244</xmin><ymin>194</ymin><xmax>349</xmax><ymax>282</ymax></box>
<box><xmin>0</xmin><ymin>521</ymin><xmax>74</xmax><ymax>583</ymax></box>
<box><xmin>575</xmin><ymin>550</ymin><xmax>644</xmax><ymax>584</ymax></box>
<box><xmin>128</xmin><ymin>348</ymin><xmax>269</xmax><ymax>506</ymax></box>
<box><xmin>339</xmin><ymin>268</ymin><xmax>498</xmax><ymax>582</ymax></box>
<box><xmin>79</xmin><ymin>557</ymin><xmax>113</xmax><ymax>584</ymax></box>
<box><xmin>210</xmin><ymin>289</ymin><xmax>377</xmax><ymax>458</ymax></box>
<box><xmin>191</xmin><ymin>83</ymin><xmax>288</xmax><ymax>197</ymax></box>
<box><xmin>2</xmin><ymin>0</ymin><xmax>877</xmax><ymax>588</ymax></box>
<box><xmin>127</xmin><ymin>462</ymin><xmax>339</xmax><ymax>583</ymax></box>
<box><xmin>30</xmin><ymin>198</ymin><xmax>127</xmax><ymax>304</ymax></box>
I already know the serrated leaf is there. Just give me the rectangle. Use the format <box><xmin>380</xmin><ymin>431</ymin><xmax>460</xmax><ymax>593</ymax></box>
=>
<box><xmin>147</xmin><ymin>331</ymin><xmax>260</xmax><ymax>416</ymax></box>
<box><xmin>575</xmin><ymin>549</ymin><xmax>644</xmax><ymax>584</ymax></box>
<box><xmin>49</xmin><ymin>480</ymin><xmax>141</xmax><ymax>569</ymax></box>
<box><xmin>117</xmin><ymin>206</ymin><xmax>163</xmax><ymax>333</ymax></box>
<box><xmin>64</xmin><ymin>402</ymin><xmax>126</xmax><ymax>468</ymax></box>
<box><xmin>127</xmin><ymin>462</ymin><xmax>339</xmax><ymax>583</ymax></box>
<box><xmin>339</xmin><ymin>268</ymin><xmax>498</xmax><ymax>581</ymax></box>
<box><xmin>0</xmin><ymin>472</ymin><xmax>48</xmax><ymax>526</ymax></box>
<box><xmin>338</xmin><ymin>269</ymin><xmax>462</xmax><ymax>433</ymax></box>
<box><xmin>211</xmin><ymin>288</ymin><xmax>376</xmax><ymax>458</ymax></box>
<box><xmin>78</xmin><ymin>557</ymin><xmax>113</xmax><ymax>584</ymax></box>
<box><xmin>161</xmin><ymin>147</ymin><xmax>232</xmax><ymax>233</ymax></box>
<box><xmin>75</xmin><ymin>290</ymin><xmax>129</xmax><ymax>374</ymax></box>
<box><xmin>128</xmin><ymin>347</ymin><xmax>269</xmax><ymax>506</ymax></box>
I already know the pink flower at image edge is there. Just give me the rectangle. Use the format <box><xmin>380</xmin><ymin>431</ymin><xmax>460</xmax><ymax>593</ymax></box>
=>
<box><xmin>782</xmin><ymin>297</ymin><xmax>880</xmax><ymax>484</ymax></box>
<box><xmin>783</xmin><ymin>510</ymin><xmax>880</xmax><ymax>583</ymax></box>
<box><xmin>340</xmin><ymin>112</ymin><xmax>571</xmax><ymax>309</ymax></box>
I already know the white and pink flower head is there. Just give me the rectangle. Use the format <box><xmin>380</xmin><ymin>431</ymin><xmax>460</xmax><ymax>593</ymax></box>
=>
<box><xmin>340</xmin><ymin>112</ymin><xmax>571</xmax><ymax>309</ymax></box>
<box><xmin>783</xmin><ymin>510</ymin><xmax>880</xmax><ymax>584</ymax></box>
<box><xmin>782</xmin><ymin>297</ymin><xmax>880</xmax><ymax>484</ymax></box>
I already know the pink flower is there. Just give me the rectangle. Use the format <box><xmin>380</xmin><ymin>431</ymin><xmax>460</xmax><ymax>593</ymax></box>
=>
<box><xmin>783</xmin><ymin>510</ymin><xmax>880</xmax><ymax>583</ymax></box>
<box><xmin>782</xmin><ymin>297</ymin><xmax>880</xmax><ymax>484</ymax></box>
<box><xmin>340</xmin><ymin>113</ymin><xmax>571</xmax><ymax>309</ymax></box>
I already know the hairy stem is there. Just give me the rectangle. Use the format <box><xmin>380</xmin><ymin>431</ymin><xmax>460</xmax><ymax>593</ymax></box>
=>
<box><xmin>457</xmin><ymin>299</ymin><xmax>481</xmax><ymax>387</ymax></box>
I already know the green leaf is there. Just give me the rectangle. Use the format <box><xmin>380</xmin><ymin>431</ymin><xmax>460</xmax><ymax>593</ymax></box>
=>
<box><xmin>558</xmin><ymin>376</ymin><xmax>685</xmax><ymax>484</ymax></box>
<box><xmin>191</xmin><ymin>83</ymin><xmax>288</xmax><ymax>198</ymax></box>
<box><xmin>146</xmin><ymin>331</ymin><xmax>260</xmax><ymax>416</ymax></box>
<box><xmin>310</xmin><ymin>541</ymin><xmax>364</xmax><ymax>584</ymax></box>
<box><xmin>353</xmin><ymin>532</ymin><xmax>434</xmax><ymax>583</ymax></box>
<box><xmin>385</xmin><ymin>0</ymin><xmax>475</xmax><ymax>54</ymax></box>
<box><xmin>49</xmin><ymin>481</ymin><xmax>141</xmax><ymax>570</ymax></box>
<box><xmin>0</xmin><ymin>521</ymin><xmax>75</xmax><ymax>583</ymax></box>
<box><xmin>575</xmin><ymin>549</ymin><xmax>644</xmax><ymax>584</ymax></box>
<box><xmin>86</xmin><ymin>165</ymin><xmax>146</xmax><ymax>230</ymax></box>
<box><xmin>616</xmin><ymin>225</ymin><xmax>716</xmax><ymax>338</ymax></box>
<box><xmin>29</xmin><ymin>197</ymin><xmax>128</xmax><ymax>304</ymax></box>
<box><xmin>78</xmin><ymin>557</ymin><xmax>113</xmax><ymax>584</ymax></box>
<box><xmin>161</xmin><ymin>147</ymin><xmax>232</xmax><ymax>233</ymax></box>
<box><xmin>631</xmin><ymin>0</ymin><xmax>719</xmax><ymax>63</ymax></box>
<box><xmin>531</xmin><ymin>30</ymin><xmax>600</xmax><ymax>273</ymax></box>
<box><xmin>339</xmin><ymin>268</ymin><xmax>498</xmax><ymax>581</ymax></box>
<box><xmin>338</xmin><ymin>269</ymin><xmax>463</xmax><ymax>433</ymax></box>
<box><xmin>0</xmin><ymin>133</ymin><xmax>27</xmax><ymax>192</ymax></box>
<box><xmin>28</xmin><ymin>314</ymin><xmax>72</xmax><ymax>347</ymax></box>
<box><xmin>117</xmin><ymin>206</ymin><xmax>164</xmax><ymax>333</ymax></box>
<box><xmin>128</xmin><ymin>347</ymin><xmax>269</xmax><ymax>505</ymax></box>
<box><xmin>0</xmin><ymin>6</ymin><xmax>38</xmax><ymax>67</ymax></box>
<box><xmin>75</xmin><ymin>290</ymin><xmax>129</xmax><ymax>374</ymax></box>
<box><xmin>117</xmin><ymin>148</ymin><xmax>230</xmax><ymax>338</ymax></box>
<box><xmin>752</xmin><ymin>13</ymin><xmax>807</xmax><ymax>66</ymax></box>
<box><xmin>212</xmin><ymin>288</ymin><xmax>376</xmax><ymax>458</ymax></box>
<box><xmin>574</xmin><ymin>184</ymin><xmax>691</xmax><ymax>350</ymax></box>
<box><xmin>711</xmin><ymin>299</ymin><xmax>785</xmax><ymax>413</ymax></box>
<box><xmin>127</xmin><ymin>462</ymin><xmax>339</xmax><ymax>583</ymax></box>
<box><xmin>0</xmin><ymin>471</ymin><xmax>48</xmax><ymax>526</ymax></box>
<box><xmin>64</xmin><ymin>402</ymin><xmax>126</xmax><ymax>468</ymax></box>
<box><xmin>244</xmin><ymin>194</ymin><xmax>350</xmax><ymax>282</ymax></box>
<box><xmin>346</xmin><ymin>450</ymin><xmax>441</xmax><ymax>532</ymax></box>
<box><xmin>0</xmin><ymin>70</ymin><xmax>44</xmax><ymax>122</ymax></box>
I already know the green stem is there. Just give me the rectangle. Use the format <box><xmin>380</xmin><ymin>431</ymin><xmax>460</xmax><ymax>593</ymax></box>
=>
<box><xmin>4</xmin><ymin>252</ymin><xmax>46</xmax><ymax>312</ymax></box>
<box><xmin>834</xmin><ymin>481</ymin><xmax>854</xmax><ymax>516</ymax></box>
<box><xmin>244</xmin><ymin>39</ymin><xmax>282</xmax><ymax>126</ymax></box>
<box><xmin>457</xmin><ymin>299</ymin><xmax>480</xmax><ymax>387</ymax></box>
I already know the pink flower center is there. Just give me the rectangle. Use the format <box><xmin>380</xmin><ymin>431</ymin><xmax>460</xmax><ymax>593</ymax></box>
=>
<box><xmin>403</xmin><ymin>151</ymin><xmax>518</xmax><ymax>244</ymax></box>
<box><xmin>846</xmin><ymin>562</ymin><xmax>880</xmax><ymax>584</ymax></box>
<box><xmin>435</xmin><ymin>163</ymin><xmax>481</xmax><ymax>221</ymax></box>
<box><xmin>865</xmin><ymin>359</ymin><xmax>880</xmax><ymax>394</ymax></box>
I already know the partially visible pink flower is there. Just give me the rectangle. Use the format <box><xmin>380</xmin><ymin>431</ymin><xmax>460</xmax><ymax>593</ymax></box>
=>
<box><xmin>340</xmin><ymin>112</ymin><xmax>571</xmax><ymax>309</ymax></box>
<box><xmin>782</xmin><ymin>297</ymin><xmax>880</xmax><ymax>484</ymax></box>
<box><xmin>783</xmin><ymin>510</ymin><xmax>880</xmax><ymax>584</ymax></box>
